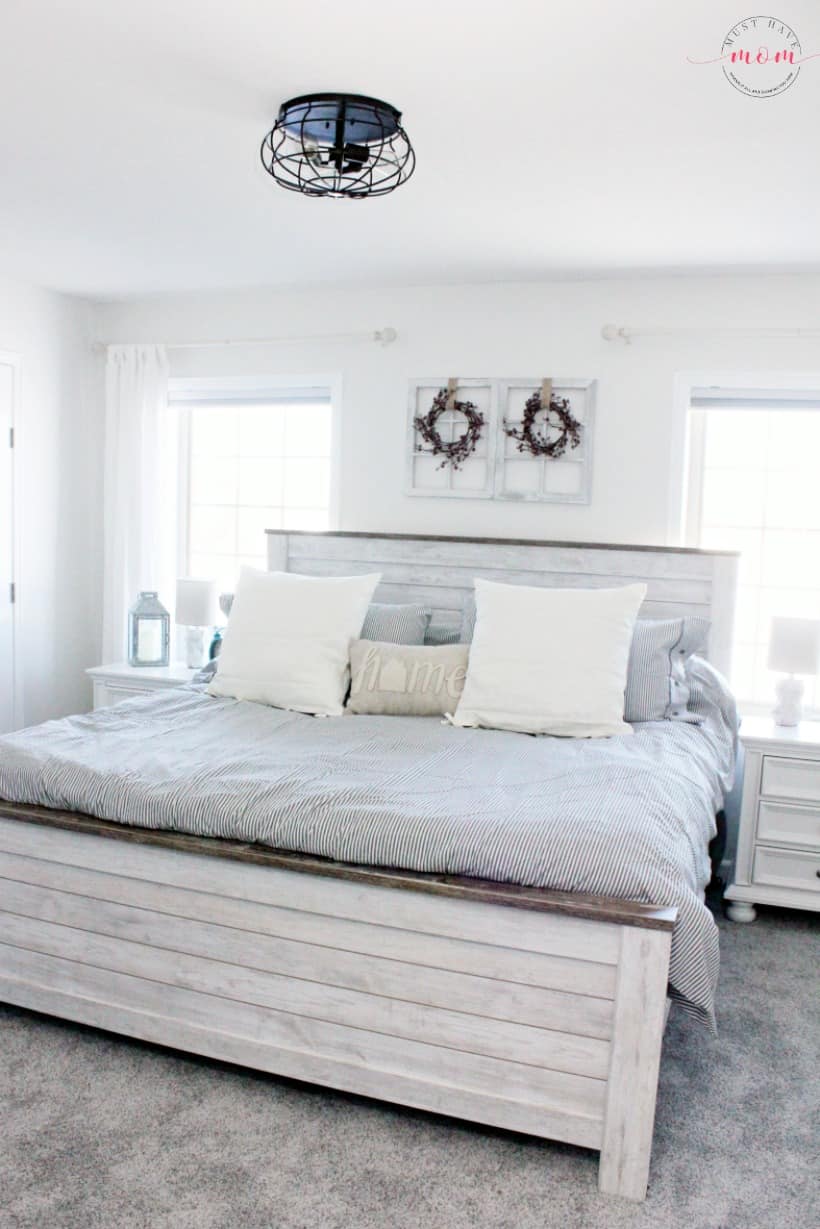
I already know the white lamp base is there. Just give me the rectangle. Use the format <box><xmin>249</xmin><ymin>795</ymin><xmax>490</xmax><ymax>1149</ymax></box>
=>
<box><xmin>773</xmin><ymin>675</ymin><xmax>804</xmax><ymax>727</ymax></box>
<box><xmin>183</xmin><ymin>626</ymin><xmax>210</xmax><ymax>669</ymax></box>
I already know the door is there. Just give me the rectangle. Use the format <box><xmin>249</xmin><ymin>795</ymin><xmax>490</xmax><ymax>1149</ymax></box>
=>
<box><xmin>0</xmin><ymin>357</ymin><xmax>17</xmax><ymax>732</ymax></box>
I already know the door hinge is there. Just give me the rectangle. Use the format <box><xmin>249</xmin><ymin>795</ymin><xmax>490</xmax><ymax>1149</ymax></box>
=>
<box><xmin>8</xmin><ymin>427</ymin><xmax>13</xmax><ymax>448</ymax></box>
<box><xmin>9</xmin><ymin>583</ymin><xmax>15</xmax><ymax>604</ymax></box>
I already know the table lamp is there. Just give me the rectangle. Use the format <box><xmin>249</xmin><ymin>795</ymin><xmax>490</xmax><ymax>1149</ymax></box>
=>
<box><xmin>175</xmin><ymin>579</ymin><xmax>219</xmax><ymax>668</ymax></box>
<box><xmin>767</xmin><ymin>616</ymin><xmax>820</xmax><ymax>726</ymax></box>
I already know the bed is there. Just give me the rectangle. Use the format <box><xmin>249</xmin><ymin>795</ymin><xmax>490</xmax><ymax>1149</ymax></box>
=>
<box><xmin>0</xmin><ymin>531</ymin><xmax>739</xmax><ymax>1201</ymax></box>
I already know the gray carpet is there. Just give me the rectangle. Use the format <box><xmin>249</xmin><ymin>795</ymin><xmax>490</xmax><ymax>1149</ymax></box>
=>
<box><xmin>1</xmin><ymin>903</ymin><xmax>817</xmax><ymax>1229</ymax></box>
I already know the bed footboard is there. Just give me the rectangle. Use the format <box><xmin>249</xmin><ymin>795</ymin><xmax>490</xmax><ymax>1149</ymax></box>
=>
<box><xmin>0</xmin><ymin>807</ymin><xmax>674</xmax><ymax>1201</ymax></box>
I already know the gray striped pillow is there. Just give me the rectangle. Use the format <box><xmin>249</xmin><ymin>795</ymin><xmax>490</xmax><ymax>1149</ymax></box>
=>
<box><xmin>625</xmin><ymin>617</ymin><xmax>709</xmax><ymax>722</ymax></box>
<box><xmin>360</xmin><ymin>603</ymin><xmax>431</xmax><ymax>645</ymax></box>
<box><xmin>425</xmin><ymin>621</ymin><xmax>463</xmax><ymax>646</ymax></box>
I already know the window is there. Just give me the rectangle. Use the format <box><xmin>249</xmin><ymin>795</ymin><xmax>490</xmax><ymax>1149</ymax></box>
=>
<box><xmin>172</xmin><ymin>382</ymin><xmax>335</xmax><ymax>592</ymax></box>
<box><xmin>684</xmin><ymin>385</ymin><xmax>820</xmax><ymax>712</ymax></box>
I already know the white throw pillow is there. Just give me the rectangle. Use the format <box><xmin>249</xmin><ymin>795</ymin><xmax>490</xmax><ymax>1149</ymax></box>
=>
<box><xmin>208</xmin><ymin>567</ymin><xmax>380</xmax><ymax>716</ymax></box>
<box><xmin>450</xmin><ymin>579</ymin><xmax>647</xmax><ymax>738</ymax></box>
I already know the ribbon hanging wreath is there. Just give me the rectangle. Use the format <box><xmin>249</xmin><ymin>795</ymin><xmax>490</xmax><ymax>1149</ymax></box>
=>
<box><xmin>413</xmin><ymin>378</ymin><xmax>485</xmax><ymax>470</ymax></box>
<box><xmin>504</xmin><ymin>378</ymin><xmax>582</xmax><ymax>458</ymax></box>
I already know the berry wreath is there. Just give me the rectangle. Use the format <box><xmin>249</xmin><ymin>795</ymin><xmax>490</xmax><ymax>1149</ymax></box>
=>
<box><xmin>504</xmin><ymin>390</ymin><xmax>582</xmax><ymax>458</ymax></box>
<box><xmin>413</xmin><ymin>388</ymin><xmax>486</xmax><ymax>470</ymax></box>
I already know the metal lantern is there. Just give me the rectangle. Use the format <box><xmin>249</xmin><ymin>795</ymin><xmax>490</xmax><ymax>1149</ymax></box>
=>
<box><xmin>261</xmin><ymin>93</ymin><xmax>415</xmax><ymax>199</ymax></box>
<box><xmin>128</xmin><ymin>591</ymin><xmax>170</xmax><ymax>668</ymax></box>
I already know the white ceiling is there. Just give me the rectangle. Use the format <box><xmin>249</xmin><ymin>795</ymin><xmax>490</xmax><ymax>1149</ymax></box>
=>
<box><xmin>1</xmin><ymin>0</ymin><xmax>817</xmax><ymax>297</ymax></box>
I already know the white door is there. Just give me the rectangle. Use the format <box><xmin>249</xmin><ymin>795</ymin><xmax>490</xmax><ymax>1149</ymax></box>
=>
<box><xmin>0</xmin><ymin>359</ymin><xmax>17</xmax><ymax>732</ymax></box>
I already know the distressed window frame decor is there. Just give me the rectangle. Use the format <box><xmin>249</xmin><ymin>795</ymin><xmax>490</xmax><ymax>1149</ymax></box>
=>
<box><xmin>405</xmin><ymin>376</ymin><xmax>595</xmax><ymax>504</ymax></box>
<box><xmin>495</xmin><ymin>377</ymin><xmax>595</xmax><ymax>505</ymax></box>
<box><xmin>405</xmin><ymin>377</ymin><xmax>497</xmax><ymax>500</ymax></box>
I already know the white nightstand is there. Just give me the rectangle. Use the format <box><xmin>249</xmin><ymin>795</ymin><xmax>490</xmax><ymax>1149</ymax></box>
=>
<box><xmin>726</xmin><ymin>716</ymin><xmax>820</xmax><ymax>922</ymax></box>
<box><xmin>86</xmin><ymin>662</ymin><xmax>197</xmax><ymax>710</ymax></box>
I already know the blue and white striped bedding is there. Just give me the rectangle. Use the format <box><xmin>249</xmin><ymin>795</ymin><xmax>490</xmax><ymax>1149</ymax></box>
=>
<box><xmin>0</xmin><ymin>663</ymin><xmax>737</xmax><ymax>1026</ymax></box>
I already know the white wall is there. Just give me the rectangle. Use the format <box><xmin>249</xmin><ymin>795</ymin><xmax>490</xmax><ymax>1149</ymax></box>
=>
<box><xmin>0</xmin><ymin>275</ymin><xmax>100</xmax><ymax>724</ymax></box>
<box><xmin>1</xmin><ymin>269</ymin><xmax>813</xmax><ymax>726</ymax></box>
<box><xmin>93</xmin><ymin>273</ymin><xmax>820</xmax><ymax>549</ymax></box>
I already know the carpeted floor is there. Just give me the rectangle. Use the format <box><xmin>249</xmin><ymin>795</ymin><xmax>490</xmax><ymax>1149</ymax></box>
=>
<box><xmin>1</xmin><ymin>902</ymin><xmax>817</xmax><ymax>1229</ymax></box>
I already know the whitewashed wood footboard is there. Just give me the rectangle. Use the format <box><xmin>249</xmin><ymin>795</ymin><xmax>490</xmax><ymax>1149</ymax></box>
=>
<box><xmin>0</xmin><ymin>805</ymin><xmax>674</xmax><ymax>1201</ymax></box>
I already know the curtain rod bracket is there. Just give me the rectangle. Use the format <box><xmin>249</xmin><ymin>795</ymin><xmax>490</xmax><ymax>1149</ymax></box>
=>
<box><xmin>601</xmin><ymin>324</ymin><xmax>631</xmax><ymax>344</ymax></box>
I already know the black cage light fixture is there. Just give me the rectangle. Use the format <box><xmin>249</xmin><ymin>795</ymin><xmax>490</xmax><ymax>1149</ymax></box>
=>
<box><xmin>260</xmin><ymin>93</ymin><xmax>415</xmax><ymax>199</ymax></box>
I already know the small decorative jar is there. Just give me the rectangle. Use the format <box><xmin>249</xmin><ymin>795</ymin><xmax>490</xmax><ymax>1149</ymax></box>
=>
<box><xmin>128</xmin><ymin>591</ymin><xmax>170</xmax><ymax>667</ymax></box>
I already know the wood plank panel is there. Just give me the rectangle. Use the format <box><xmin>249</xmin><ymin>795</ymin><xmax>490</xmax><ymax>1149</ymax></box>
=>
<box><xmin>0</xmin><ymin>914</ymin><xmax>612</xmax><ymax>1079</ymax></box>
<box><xmin>0</xmin><ymin>818</ymin><xmax>629</xmax><ymax>958</ymax></box>
<box><xmin>0</xmin><ymin>965</ymin><xmax>604</xmax><ymax>1150</ymax></box>
<box><xmin>285</xmin><ymin>556</ymin><xmax>712</xmax><ymax>607</ymax></box>
<box><xmin>0</xmin><ymin>945</ymin><xmax>606</xmax><ymax>1121</ymax></box>
<box><xmin>0</xmin><ymin>880</ymin><xmax>614</xmax><ymax>1038</ymax></box>
<box><xmin>0</xmin><ymin>854</ymin><xmax>618</xmax><ymax>998</ymax></box>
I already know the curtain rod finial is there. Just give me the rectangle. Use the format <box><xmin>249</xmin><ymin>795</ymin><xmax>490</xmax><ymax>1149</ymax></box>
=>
<box><xmin>374</xmin><ymin>327</ymin><xmax>398</xmax><ymax>346</ymax></box>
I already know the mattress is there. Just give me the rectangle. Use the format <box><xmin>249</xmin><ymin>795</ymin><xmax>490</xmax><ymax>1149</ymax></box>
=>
<box><xmin>0</xmin><ymin>665</ymin><xmax>737</xmax><ymax>1025</ymax></box>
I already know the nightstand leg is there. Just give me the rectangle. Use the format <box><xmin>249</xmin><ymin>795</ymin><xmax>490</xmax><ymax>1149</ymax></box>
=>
<box><xmin>726</xmin><ymin>901</ymin><xmax>757</xmax><ymax>923</ymax></box>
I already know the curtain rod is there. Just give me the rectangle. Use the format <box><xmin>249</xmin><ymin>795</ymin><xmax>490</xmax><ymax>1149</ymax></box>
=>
<box><xmin>93</xmin><ymin>327</ymin><xmax>398</xmax><ymax>353</ymax></box>
<box><xmin>602</xmin><ymin>324</ymin><xmax>820</xmax><ymax>344</ymax></box>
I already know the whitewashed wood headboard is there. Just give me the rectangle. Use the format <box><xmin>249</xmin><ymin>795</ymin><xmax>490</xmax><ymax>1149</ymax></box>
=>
<box><xmin>266</xmin><ymin>531</ymin><xmax>739</xmax><ymax>677</ymax></box>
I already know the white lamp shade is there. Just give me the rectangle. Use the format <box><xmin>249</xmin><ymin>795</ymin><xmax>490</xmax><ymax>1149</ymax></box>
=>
<box><xmin>767</xmin><ymin>616</ymin><xmax>820</xmax><ymax>676</ymax></box>
<box><xmin>175</xmin><ymin>578</ymin><xmax>219</xmax><ymax>627</ymax></box>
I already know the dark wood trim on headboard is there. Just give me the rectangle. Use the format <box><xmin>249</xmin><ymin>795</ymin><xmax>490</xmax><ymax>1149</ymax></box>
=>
<box><xmin>265</xmin><ymin>528</ymin><xmax>738</xmax><ymax>558</ymax></box>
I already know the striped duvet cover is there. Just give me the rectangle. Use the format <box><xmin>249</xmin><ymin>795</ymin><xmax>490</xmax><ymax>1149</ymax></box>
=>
<box><xmin>0</xmin><ymin>665</ymin><xmax>736</xmax><ymax>1025</ymax></box>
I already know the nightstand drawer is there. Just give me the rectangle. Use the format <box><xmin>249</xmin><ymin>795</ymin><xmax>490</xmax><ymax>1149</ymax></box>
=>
<box><xmin>757</xmin><ymin>801</ymin><xmax>820</xmax><ymax>851</ymax></box>
<box><xmin>94</xmin><ymin>683</ymin><xmax>152</xmax><ymax>708</ymax></box>
<box><xmin>753</xmin><ymin>846</ymin><xmax>820</xmax><ymax>894</ymax></box>
<box><xmin>88</xmin><ymin>664</ymin><xmax>195</xmax><ymax>711</ymax></box>
<box><xmin>760</xmin><ymin>756</ymin><xmax>820</xmax><ymax>803</ymax></box>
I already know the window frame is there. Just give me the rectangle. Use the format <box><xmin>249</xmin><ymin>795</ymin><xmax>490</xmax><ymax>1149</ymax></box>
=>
<box><xmin>169</xmin><ymin>373</ymin><xmax>342</xmax><ymax>584</ymax></box>
<box><xmin>669</xmin><ymin>369</ymin><xmax>820</xmax><ymax>543</ymax></box>
<box><xmin>675</xmin><ymin>371</ymin><xmax>820</xmax><ymax>715</ymax></box>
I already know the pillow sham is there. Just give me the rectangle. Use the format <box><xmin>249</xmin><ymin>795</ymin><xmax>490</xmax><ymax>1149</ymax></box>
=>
<box><xmin>361</xmin><ymin>602</ymin><xmax>430</xmax><ymax>646</ymax></box>
<box><xmin>462</xmin><ymin>596</ymin><xmax>709</xmax><ymax>724</ymax></box>
<box><xmin>450</xmin><ymin>578</ymin><xmax>646</xmax><ymax>738</ymax></box>
<box><xmin>625</xmin><ymin>617</ymin><xmax>709</xmax><ymax>723</ymax></box>
<box><xmin>208</xmin><ymin>567</ymin><xmax>380</xmax><ymax>716</ymax></box>
<box><xmin>348</xmin><ymin>641</ymin><xmax>469</xmax><ymax>716</ymax></box>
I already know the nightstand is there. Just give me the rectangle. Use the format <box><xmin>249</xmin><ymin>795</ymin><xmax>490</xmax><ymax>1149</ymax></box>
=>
<box><xmin>86</xmin><ymin>662</ymin><xmax>197</xmax><ymax>710</ymax></box>
<box><xmin>726</xmin><ymin>716</ymin><xmax>820</xmax><ymax>922</ymax></box>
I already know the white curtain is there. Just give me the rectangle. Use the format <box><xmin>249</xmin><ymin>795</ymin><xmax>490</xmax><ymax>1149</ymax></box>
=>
<box><xmin>102</xmin><ymin>345</ymin><xmax>176</xmax><ymax>662</ymax></box>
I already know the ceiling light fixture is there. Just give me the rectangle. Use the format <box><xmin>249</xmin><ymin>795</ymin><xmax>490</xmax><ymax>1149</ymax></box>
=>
<box><xmin>260</xmin><ymin>93</ymin><xmax>415</xmax><ymax>199</ymax></box>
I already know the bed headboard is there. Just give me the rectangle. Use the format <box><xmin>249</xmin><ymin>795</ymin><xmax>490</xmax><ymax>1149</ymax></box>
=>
<box><xmin>266</xmin><ymin>530</ymin><xmax>739</xmax><ymax>676</ymax></box>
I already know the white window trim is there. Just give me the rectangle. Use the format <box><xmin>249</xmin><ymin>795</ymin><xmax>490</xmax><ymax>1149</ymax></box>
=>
<box><xmin>668</xmin><ymin>369</ymin><xmax>820</xmax><ymax>545</ymax></box>
<box><xmin>672</xmin><ymin>370</ymin><xmax>820</xmax><ymax>717</ymax></box>
<box><xmin>168</xmin><ymin>372</ymin><xmax>342</xmax><ymax>580</ymax></box>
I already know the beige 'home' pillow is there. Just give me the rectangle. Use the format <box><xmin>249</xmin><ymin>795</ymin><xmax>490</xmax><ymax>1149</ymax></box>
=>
<box><xmin>347</xmin><ymin>641</ymin><xmax>469</xmax><ymax>716</ymax></box>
